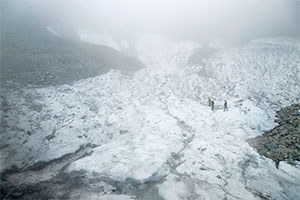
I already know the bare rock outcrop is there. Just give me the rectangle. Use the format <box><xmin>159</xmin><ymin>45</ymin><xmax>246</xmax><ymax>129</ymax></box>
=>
<box><xmin>248</xmin><ymin>104</ymin><xmax>300</xmax><ymax>168</ymax></box>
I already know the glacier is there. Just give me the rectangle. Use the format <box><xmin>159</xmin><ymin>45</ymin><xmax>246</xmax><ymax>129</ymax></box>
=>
<box><xmin>1</xmin><ymin>36</ymin><xmax>300</xmax><ymax>199</ymax></box>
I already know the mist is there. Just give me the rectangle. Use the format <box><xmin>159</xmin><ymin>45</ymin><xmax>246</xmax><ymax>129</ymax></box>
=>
<box><xmin>1</xmin><ymin>1</ymin><xmax>300</xmax><ymax>200</ymax></box>
<box><xmin>4</xmin><ymin>0</ymin><xmax>299</xmax><ymax>43</ymax></box>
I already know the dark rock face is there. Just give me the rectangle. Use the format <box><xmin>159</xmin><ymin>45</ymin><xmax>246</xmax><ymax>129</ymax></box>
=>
<box><xmin>248</xmin><ymin>104</ymin><xmax>300</xmax><ymax>168</ymax></box>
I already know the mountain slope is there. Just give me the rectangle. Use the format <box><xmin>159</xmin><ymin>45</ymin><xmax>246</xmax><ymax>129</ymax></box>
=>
<box><xmin>0</xmin><ymin>6</ymin><xmax>144</xmax><ymax>87</ymax></box>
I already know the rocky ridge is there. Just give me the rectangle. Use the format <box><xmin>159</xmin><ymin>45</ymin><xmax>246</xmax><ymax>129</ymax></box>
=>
<box><xmin>248</xmin><ymin>104</ymin><xmax>300</xmax><ymax>168</ymax></box>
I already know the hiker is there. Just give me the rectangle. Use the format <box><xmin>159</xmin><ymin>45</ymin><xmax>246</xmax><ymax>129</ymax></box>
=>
<box><xmin>208</xmin><ymin>98</ymin><xmax>211</xmax><ymax>107</ymax></box>
<box><xmin>211</xmin><ymin>100</ymin><xmax>215</xmax><ymax>111</ymax></box>
<box><xmin>224</xmin><ymin>99</ymin><xmax>228</xmax><ymax>111</ymax></box>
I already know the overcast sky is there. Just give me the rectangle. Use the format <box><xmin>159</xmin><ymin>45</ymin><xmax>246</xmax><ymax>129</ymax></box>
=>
<box><xmin>3</xmin><ymin>0</ymin><xmax>300</xmax><ymax>43</ymax></box>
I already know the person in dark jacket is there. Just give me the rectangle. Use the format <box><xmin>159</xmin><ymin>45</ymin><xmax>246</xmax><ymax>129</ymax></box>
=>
<box><xmin>224</xmin><ymin>99</ymin><xmax>228</xmax><ymax>111</ymax></box>
<box><xmin>211</xmin><ymin>100</ymin><xmax>215</xmax><ymax>111</ymax></box>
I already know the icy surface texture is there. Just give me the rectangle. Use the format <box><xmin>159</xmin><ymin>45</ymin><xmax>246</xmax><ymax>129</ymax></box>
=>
<box><xmin>1</xmin><ymin>37</ymin><xmax>300</xmax><ymax>199</ymax></box>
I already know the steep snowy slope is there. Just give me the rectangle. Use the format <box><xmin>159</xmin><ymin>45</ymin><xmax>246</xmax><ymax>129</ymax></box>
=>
<box><xmin>1</xmin><ymin>37</ymin><xmax>300</xmax><ymax>199</ymax></box>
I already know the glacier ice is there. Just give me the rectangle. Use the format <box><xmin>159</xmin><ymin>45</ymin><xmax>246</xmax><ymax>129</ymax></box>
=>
<box><xmin>1</xmin><ymin>37</ymin><xmax>300</xmax><ymax>199</ymax></box>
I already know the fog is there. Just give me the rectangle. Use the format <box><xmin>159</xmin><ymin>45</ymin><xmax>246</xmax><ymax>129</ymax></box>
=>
<box><xmin>4</xmin><ymin>0</ymin><xmax>299</xmax><ymax>43</ymax></box>
<box><xmin>1</xmin><ymin>1</ymin><xmax>300</xmax><ymax>199</ymax></box>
